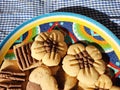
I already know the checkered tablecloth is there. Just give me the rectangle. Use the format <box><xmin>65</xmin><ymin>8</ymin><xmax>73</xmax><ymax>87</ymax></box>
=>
<box><xmin>0</xmin><ymin>0</ymin><xmax>120</xmax><ymax>43</ymax></box>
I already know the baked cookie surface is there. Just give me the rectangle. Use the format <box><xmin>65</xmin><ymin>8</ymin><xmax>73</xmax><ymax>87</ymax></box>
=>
<box><xmin>31</xmin><ymin>30</ymin><xmax>67</xmax><ymax>66</ymax></box>
<box><xmin>62</xmin><ymin>43</ymin><xmax>106</xmax><ymax>88</ymax></box>
<box><xmin>14</xmin><ymin>42</ymin><xmax>42</xmax><ymax>71</ymax></box>
<box><xmin>29</xmin><ymin>65</ymin><xmax>58</xmax><ymax>90</ymax></box>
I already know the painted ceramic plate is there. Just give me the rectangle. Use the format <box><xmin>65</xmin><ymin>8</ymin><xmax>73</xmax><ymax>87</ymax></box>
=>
<box><xmin>0</xmin><ymin>12</ymin><xmax>120</xmax><ymax>80</ymax></box>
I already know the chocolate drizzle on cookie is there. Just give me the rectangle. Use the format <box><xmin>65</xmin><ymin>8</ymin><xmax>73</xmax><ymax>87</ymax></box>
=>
<box><xmin>14</xmin><ymin>42</ymin><xmax>38</xmax><ymax>70</ymax></box>
<box><xmin>0</xmin><ymin>81</ymin><xmax>22</xmax><ymax>90</ymax></box>
<box><xmin>0</xmin><ymin>81</ymin><xmax>22</xmax><ymax>88</ymax></box>
<box><xmin>44</xmin><ymin>38</ymin><xmax>58</xmax><ymax>53</ymax></box>
<box><xmin>0</xmin><ymin>72</ymin><xmax>25</xmax><ymax>82</ymax></box>
<box><xmin>0</xmin><ymin>70</ymin><xmax>26</xmax><ymax>90</ymax></box>
<box><xmin>75</xmin><ymin>51</ymin><xmax>94</xmax><ymax>69</ymax></box>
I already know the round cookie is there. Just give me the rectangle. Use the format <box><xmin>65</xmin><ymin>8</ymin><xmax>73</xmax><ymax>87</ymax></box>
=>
<box><xmin>31</xmin><ymin>30</ymin><xmax>67</xmax><ymax>66</ymax></box>
<box><xmin>29</xmin><ymin>65</ymin><xmax>58</xmax><ymax>90</ymax></box>
<box><xmin>26</xmin><ymin>81</ymin><xmax>42</xmax><ymax>90</ymax></box>
<box><xmin>29</xmin><ymin>65</ymin><xmax>52</xmax><ymax>84</ymax></box>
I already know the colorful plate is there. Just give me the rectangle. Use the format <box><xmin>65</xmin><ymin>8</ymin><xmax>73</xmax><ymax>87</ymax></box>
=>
<box><xmin>0</xmin><ymin>12</ymin><xmax>120</xmax><ymax>78</ymax></box>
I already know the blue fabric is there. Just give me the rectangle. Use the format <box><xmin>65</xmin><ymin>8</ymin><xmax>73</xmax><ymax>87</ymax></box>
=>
<box><xmin>0</xmin><ymin>0</ymin><xmax>120</xmax><ymax>43</ymax></box>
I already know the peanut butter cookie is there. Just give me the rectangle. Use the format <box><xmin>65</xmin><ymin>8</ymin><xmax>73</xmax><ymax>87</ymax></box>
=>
<box><xmin>29</xmin><ymin>65</ymin><xmax>58</xmax><ymax>90</ymax></box>
<box><xmin>31</xmin><ymin>30</ymin><xmax>67</xmax><ymax>66</ymax></box>
<box><xmin>62</xmin><ymin>43</ymin><xmax>106</xmax><ymax>88</ymax></box>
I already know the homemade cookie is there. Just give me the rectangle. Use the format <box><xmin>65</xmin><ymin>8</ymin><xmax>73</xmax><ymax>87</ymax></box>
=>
<box><xmin>78</xmin><ymin>74</ymin><xmax>113</xmax><ymax>90</ymax></box>
<box><xmin>31</xmin><ymin>30</ymin><xmax>67</xmax><ymax>66</ymax></box>
<box><xmin>14</xmin><ymin>42</ymin><xmax>42</xmax><ymax>71</ymax></box>
<box><xmin>29</xmin><ymin>65</ymin><xmax>52</xmax><ymax>84</ymax></box>
<box><xmin>62</xmin><ymin>43</ymin><xmax>106</xmax><ymax>88</ymax></box>
<box><xmin>95</xmin><ymin>74</ymin><xmax>112</xmax><ymax>89</ymax></box>
<box><xmin>29</xmin><ymin>65</ymin><xmax>58</xmax><ymax>90</ymax></box>
<box><xmin>0</xmin><ymin>60</ymin><xmax>28</xmax><ymax>90</ymax></box>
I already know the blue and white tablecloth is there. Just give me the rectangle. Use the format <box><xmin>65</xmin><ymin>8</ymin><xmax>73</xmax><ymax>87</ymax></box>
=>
<box><xmin>0</xmin><ymin>0</ymin><xmax>120</xmax><ymax>43</ymax></box>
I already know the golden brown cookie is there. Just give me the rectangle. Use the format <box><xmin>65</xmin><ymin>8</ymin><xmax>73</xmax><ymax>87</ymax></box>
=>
<box><xmin>29</xmin><ymin>65</ymin><xmax>58</xmax><ymax>90</ymax></box>
<box><xmin>14</xmin><ymin>42</ymin><xmax>42</xmax><ymax>71</ymax></box>
<box><xmin>62</xmin><ymin>43</ymin><xmax>106</xmax><ymax>88</ymax></box>
<box><xmin>29</xmin><ymin>65</ymin><xmax>52</xmax><ymax>84</ymax></box>
<box><xmin>95</xmin><ymin>74</ymin><xmax>112</xmax><ymax>89</ymax></box>
<box><xmin>31</xmin><ymin>30</ymin><xmax>67</xmax><ymax>66</ymax></box>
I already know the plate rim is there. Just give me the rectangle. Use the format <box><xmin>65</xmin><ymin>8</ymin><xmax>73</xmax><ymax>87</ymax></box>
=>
<box><xmin>0</xmin><ymin>12</ymin><xmax>120</xmax><ymax>62</ymax></box>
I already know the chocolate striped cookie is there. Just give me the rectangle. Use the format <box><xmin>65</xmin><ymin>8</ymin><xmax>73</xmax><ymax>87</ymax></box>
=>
<box><xmin>14</xmin><ymin>42</ymin><xmax>42</xmax><ymax>71</ymax></box>
<box><xmin>0</xmin><ymin>60</ymin><xmax>28</xmax><ymax>90</ymax></box>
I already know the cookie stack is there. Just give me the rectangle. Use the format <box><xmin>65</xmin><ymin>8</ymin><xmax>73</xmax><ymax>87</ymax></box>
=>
<box><xmin>0</xmin><ymin>60</ymin><xmax>29</xmax><ymax>90</ymax></box>
<box><xmin>1</xmin><ymin>30</ymin><xmax>120</xmax><ymax>90</ymax></box>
